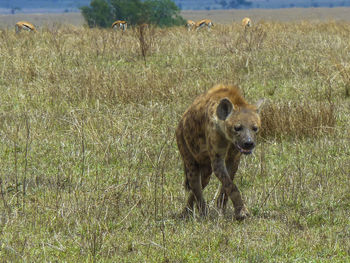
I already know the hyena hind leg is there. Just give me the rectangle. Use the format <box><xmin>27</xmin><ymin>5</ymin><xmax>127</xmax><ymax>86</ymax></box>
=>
<box><xmin>183</xmin><ymin>165</ymin><xmax>212</xmax><ymax>217</ymax></box>
<box><xmin>184</xmin><ymin>169</ymin><xmax>206</xmax><ymax>216</ymax></box>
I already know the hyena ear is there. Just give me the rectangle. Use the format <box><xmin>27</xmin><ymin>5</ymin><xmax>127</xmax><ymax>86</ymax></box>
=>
<box><xmin>217</xmin><ymin>98</ymin><xmax>234</xmax><ymax>120</ymax></box>
<box><xmin>255</xmin><ymin>99</ymin><xmax>265</xmax><ymax>114</ymax></box>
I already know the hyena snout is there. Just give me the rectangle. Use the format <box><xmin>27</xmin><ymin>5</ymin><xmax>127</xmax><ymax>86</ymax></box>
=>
<box><xmin>242</xmin><ymin>140</ymin><xmax>255</xmax><ymax>150</ymax></box>
<box><xmin>237</xmin><ymin>136</ymin><xmax>256</xmax><ymax>154</ymax></box>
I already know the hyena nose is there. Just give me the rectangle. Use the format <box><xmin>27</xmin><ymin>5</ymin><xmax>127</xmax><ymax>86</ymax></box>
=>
<box><xmin>243</xmin><ymin>141</ymin><xmax>255</xmax><ymax>150</ymax></box>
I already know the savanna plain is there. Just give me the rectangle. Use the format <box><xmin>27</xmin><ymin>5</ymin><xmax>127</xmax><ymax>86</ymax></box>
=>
<box><xmin>0</xmin><ymin>10</ymin><xmax>350</xmax><ymax>262</ymax></box>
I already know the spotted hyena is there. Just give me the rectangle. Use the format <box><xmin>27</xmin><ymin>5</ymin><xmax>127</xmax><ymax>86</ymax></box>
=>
<box><xmin>176</xmin><ymin>84</ymin><xmax>263</xmax><ymax>220</ymax></box>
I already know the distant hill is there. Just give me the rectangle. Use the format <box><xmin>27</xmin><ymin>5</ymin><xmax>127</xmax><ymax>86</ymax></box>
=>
<box><xmin>1</xmin><ymin>0</ymin><xmax>350</xmax><ymax>14</ymax></box>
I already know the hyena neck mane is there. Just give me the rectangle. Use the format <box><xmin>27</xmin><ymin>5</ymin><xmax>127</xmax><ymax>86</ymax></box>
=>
<box><xmin>207</xmin><ymin>84</ymin><xmax>257</xmax><ymax>111</ymax></box>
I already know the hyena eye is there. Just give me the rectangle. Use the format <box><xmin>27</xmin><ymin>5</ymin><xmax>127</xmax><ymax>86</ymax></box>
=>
<box><xmin>234</xmin><ymin>125</ymin><xmax>243</xmax><ymax>132</ymax></box>
<box><xmin>252</xmin><ymin>126</ymin><xmax>258</xmax><ymax>132</ymax></box>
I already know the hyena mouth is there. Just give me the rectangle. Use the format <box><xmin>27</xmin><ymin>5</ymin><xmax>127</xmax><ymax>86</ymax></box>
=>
<box><xmin>236</xmin><ymin>144</ymin><xmax>253</xmax><ymax>155</ymax></box>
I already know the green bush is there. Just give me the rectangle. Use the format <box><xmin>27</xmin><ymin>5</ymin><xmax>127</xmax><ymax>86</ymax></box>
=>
<box><xmin>110</xmin><ymin>0</ymin><xmax>144</xmax><ymax>25</ymax></box>
<box><xmin>145</xmin><ymin>0</ymin><xmax>185</xmax><ymax>27</ymax></box>
<box><xmin>80</xmin><ymin>0</ymin><xmax>114</xmax><ymax>28</ymax></box>
<box><xmin>80</xmin><ymin>0</ymin><xmax>185</xmax><ymax>28</ymax></box>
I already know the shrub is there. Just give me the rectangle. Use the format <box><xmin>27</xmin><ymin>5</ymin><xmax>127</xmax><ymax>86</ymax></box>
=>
<box><xmin>80</xmin><ymin>0</ymin><xmax>114</xmax><ymax>28</ymax></box>
<box><xmin>80</xmin><ymin>0</ymin><xmax>185</xmax><ymax>28</ymax></box>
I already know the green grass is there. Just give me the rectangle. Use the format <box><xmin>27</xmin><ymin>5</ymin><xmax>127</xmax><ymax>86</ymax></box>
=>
<box><xmin>0</xmin><ymin>21</ymin><xmax>349</xmax><ymax>262</ymax></box>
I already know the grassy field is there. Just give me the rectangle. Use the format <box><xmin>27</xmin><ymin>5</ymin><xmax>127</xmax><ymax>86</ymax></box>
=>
<box><xmin>0</xmin><ymin>17</ymin><xmax>350</xmax><ymax>262</ymax></box>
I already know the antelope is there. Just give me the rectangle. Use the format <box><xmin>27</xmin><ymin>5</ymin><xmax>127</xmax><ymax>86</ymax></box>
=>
<box><xmin>185</xmin><ymin>20</ymin><xmax>196</xmax><ymax>31</ymax></box>
<box><xmin>15</xmin><ymin>21</ymin><xmax>36</xmax><ymax>33</ymax></box>
<box><xmin>112</xmin><ymin>20</ymin><xmax>127</xmax><ymax>31</ymax></box>
<box><xmin>195</xmin><ymin>19</ymin><xmax>214</xmax><ymax>31</ymax></box>
<box><xmin>242</xmin><ymin>17</ymin><xmax>252</xmax><ymax>28</ymax></box>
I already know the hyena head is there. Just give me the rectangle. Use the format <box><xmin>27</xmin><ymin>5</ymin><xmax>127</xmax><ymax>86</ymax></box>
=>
<box><xmin>216</xmin><ymin>98</ymin><xmax>264</xmax><ymax>155</ymax></box>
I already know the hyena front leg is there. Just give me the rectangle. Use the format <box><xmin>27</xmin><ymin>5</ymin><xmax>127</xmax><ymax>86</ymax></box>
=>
<box><xmin>212</xmin><ymin>156</ymin><xmax>249</xmax><ymax>220</ymax></box>
<box><xmin>217</xmin><ymin>146</ymin><xmax>242</xmax><ymax>213</ymax></box>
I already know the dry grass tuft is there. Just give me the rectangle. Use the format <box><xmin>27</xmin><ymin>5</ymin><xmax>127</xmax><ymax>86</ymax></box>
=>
<box><xmin>260</xmin><ymin>100</ymin><xmax>336</xmax><ymax>139</ymax></box>
<box><xmin>335</xmin><ymin>62</ymin><xmax>350</xmax><ymax>97</ymax></box>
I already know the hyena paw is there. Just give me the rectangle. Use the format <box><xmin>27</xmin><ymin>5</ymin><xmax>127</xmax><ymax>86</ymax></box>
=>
<box><xmin>200</xmin><ymin>205</ymin><xmax>208</xmax><ymax>217</ymax></box>
<box><xmin>235</xmin><ymin>205</ymin><xmax>250</xmax><ymax>221</ymax></box>
<box><xmin>180</xmin><ymin>207</ymin><xmax>194</xmax><ymax>218</ymax></box>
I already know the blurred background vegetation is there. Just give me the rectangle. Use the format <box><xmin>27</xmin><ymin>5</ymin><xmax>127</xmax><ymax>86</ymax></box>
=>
<box><xmin>80</xmin><ymin>0</ymin><xmax>186</xmax><ymax>27</ymax></box>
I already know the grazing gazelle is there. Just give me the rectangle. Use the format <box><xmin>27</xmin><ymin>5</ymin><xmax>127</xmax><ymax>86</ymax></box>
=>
<box><xmin>242</xmin><ymin>17</ymin><xmax>252</xmax><ymax>28</ymax></box>
<box><xmin>195</xmin><ymin>19</ymin><xmax>214</xmax><ymax>31</ymax></box>
<box><xmin>112</xmin><ymin>20</ymin><xmax>127</xmax><ymax>31</ymax></box>
<box><xmin>15</xmin><ymin>21</ymin><xmax>36</xmax><ymax>33</ymax></box>
<box><xmin>185</xmin><ymin>20</ymin><xmax>196</xmax><ymax>31</ymax></box>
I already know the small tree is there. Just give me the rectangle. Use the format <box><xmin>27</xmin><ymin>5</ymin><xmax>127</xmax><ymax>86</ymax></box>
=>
<box><xmin>145</xmin><ymin>0</ymin><xmax>185</xmax><ymax>27</ymax></box>
<box><xmin>80</xmin><ymin>0</ymin><xmax>114</xmax><ymax>28</ymax></box>
<box><xmin>81</xmin><ymin>0</ymin><xmax>185</xmax><ymax>28</ymax></box>
<box><xmin>11</xmin><ymin>7</ymin><xmax>21</xmax><ymax>14</ymax></box>
<box><xmin>110</xmin><ymin>0</ymin><xmax>147</xmax><ymax>25</ymax></box>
